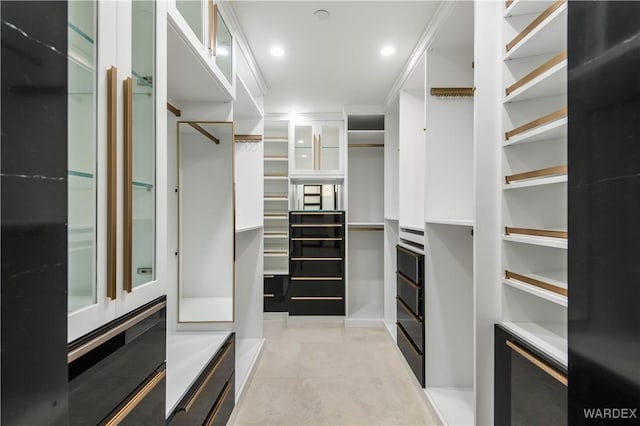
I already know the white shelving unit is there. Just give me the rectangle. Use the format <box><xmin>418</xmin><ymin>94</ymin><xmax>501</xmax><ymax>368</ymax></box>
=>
<box><xmin>346</xmin><ymin>114</ymin><xmax>385</xmax><ymax>326</ymax></box>
<box><xmin>501</xmin><ymin>0</ymin><xmax>569</xmax><ymax>372</ymax></box>
<box><xmin>263</xmin><ymin>119</ymin><xmax>290</xmax><ymax>275</ymax></box>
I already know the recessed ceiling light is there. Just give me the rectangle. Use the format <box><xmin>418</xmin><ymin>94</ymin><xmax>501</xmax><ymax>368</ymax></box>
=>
<box><xmin>313</xmin><ymin>9</ymin><xmax>330</xmax><ymax>20</ymax></box>
<box><xmin>301</xmin><ymin>154</ymin><xmax>307</xmax><ymax>158</ymax></box>
<box><xmin>217</xmin><ymin>47</ymin><xmax>229</xmax><ymax>56</ymax></box>
<box><xmin>380</xmin><ymin>46</ymin><xmax>396</xmax><ymax>57</ymax></box>
<box><xmin>297</xmin><ymin>140</ymin><xmax>305</xmax><ymax>144</ymax></box>
<box><xmin>270</xmin><ymin>47</ymin><xmax>285</xmax><ymax>57</ymax></box>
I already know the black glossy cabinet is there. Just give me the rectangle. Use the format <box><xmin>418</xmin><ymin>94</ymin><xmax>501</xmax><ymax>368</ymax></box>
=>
<box><xmin>288</xmin><ymin>211</ymin><xmax>345</xmax><ymax>315</ymax></box>
<box><xmin>168</xmin><ymin>334</ymin><xmax>236</xmax><ymax>426</ymax></box>
<box><xmin>264</xmin><ymin>275</ymin><xmax>289</xmax><ymax>312</ymax></box>
<box><xmin>495</xmin><ymin>325</ymin><xmax>567</xmax><ymax>426</ymax></box>
<box><xmin>396</xmin><ymin>245</ymin><xmax>425</xmax><ymax>387</ymax></box>
<box><xmin>68</xmin><ymin>296</ymin><xmax>167</xmax><ymax>425</ymax></box>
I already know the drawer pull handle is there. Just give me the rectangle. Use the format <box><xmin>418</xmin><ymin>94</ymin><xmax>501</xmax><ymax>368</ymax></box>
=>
<box><xmin>182</xmin><ymin>340</ymin><xmax>233</xmax><ymax>412</ymax></box>
<box><xmin>291</xmin><ymin>257</ymin><xmax>343</xmax><ymax>261</ymax></box>
<box><xmin>291</xmin><ymin>237</ymin><xmax>343</xmax><ymax>241</ymax></box>
<box><xmin>264</xmin><ymin>275</ymin><xmax>275</xmax><ymax>278</ymax></box>
<box><xmin>291</xmin><ymin>277</ymin><xmax>343</xmax><ymax>281</ymax></box>
<box><xmin>291</xmin><ymin>297</ymin><xmax>343</xmax><ymax>301</ymax></box>
<box><xmin>291</xmin><ymin>212</ymin><xmax>343</xmax><ymax>215</ymax></box>
<box><xmin>104</xmin><ymin>368</ymin><xmax>166</xmax><ymax>426</ymax></box>
<box><xmin>397</xmin><ymin>272</ymin><xmax>421</xmax><ymax>289</ymax></box>
<box><xmin>396</xmin><ymin>297</ymin><xmax>422</xmax><ymax>322</ymax></box>
<box><xmin>204</xmin><ymin>379</ymin><xmax>232</xmax><ymax>426</ymax></box>
<box><xmin>68</xmin><ymin>301</ymin><xmax>166</xmax><ymax>363</ymax></box>
<box><xmin>123</xmin><ymin>76</ymin><xmax>133</xmax><ymax>293</ymax></box>
<box><xmin>396</xmin><ymin>323</ymin><xmax>423</xmax><ymax>356</ymax></box>
<box><xmin>506</xmin><ymin>340</ymin><xmax>567</xmax><ymax>386</ymax></box>
<box><xmin>264</xmin><ymin>294</ymin><xmax>275</xmax><ymax>298</ymax></box>
<box><xmin>291</xmin><ymin>224</ymin><xmax>343</xmax><ymax>227</ymax></box>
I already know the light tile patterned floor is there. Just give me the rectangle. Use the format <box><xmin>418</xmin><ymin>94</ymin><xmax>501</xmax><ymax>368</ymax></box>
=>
<box><xmin>229</xmin><ymin>319</ymin><xmax>439</xmax><ymax>426</ymax></box>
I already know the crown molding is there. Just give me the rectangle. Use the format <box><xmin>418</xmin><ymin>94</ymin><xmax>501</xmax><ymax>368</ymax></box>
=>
<box><xmin>384</xmin><ymin>0</ymin><xmax>457</xmax><ymax>107</ymax></box>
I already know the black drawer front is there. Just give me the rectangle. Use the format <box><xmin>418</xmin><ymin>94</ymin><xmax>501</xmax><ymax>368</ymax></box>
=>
<box><xmin>117</xmin><ymin>367</ymin><xmax>166</xmax><ymax>426</ymax></box>
<box><xmin>495</xmin><ymin>325</ymin><xmax>567</xmax><ymax>426</ymax></box>
<box><xmin>290</xmin><ymin>225</ymin><xmax>344</xmax><ymax>238</ymax></box>
<box><xmin>264</xmin><ymin>294</ymin><xmax>287</xmax><ymax>312</ymax></box>
<box><xmin>169</xmin><ymin>335</ymin><xmax>235</xmax><ymax>426</ymax></box>
<box><xmin>264</xmin><ymin>275</ymin><xmax>288</xmax><ymax>294</ymax></box>
<box><xmin>397</xmin><ymin>272</ymin><xmax>422</xmax><ymax>316</ymax></box>
<box><xmin>69</xmin><ymin>299</ymin><xmax>166</xmax><ymax>426</ymax></box>
<box><xmin>397</xmin><ymin>324</ymin><xmax>425</xmax><ymax>387</ymax></box>
<box><xmin>397</xmin><ymin>245</ymin><xmax>424</xmax><ymax>284</ymax></box>
<box><xmin>290</xmin><ymin>239</ymin><xmax>344</xmax><ymax>257</ymax></box>
<box><xmin>290</xmin><ymin>211</ymin><xmax>345</xmax><ymax>224</ymax></box>
<box><xmin>288</xmin><ymin>297</ymin><xmax>345</xmax><ymax>315</ymax></box>
<box><xmin>208</xmin><ymin>373</ymin><xmax>235</xmax><ymax>426</ymax></box>
<box><xmin>289</xmin><ymin>280</ymin><xmax>344</xmax><ymax>297</ymax></box>
<box><xmin>290</xmin><ymin>258</ymin><xmax>344</xmax><ymax>276</ymax></box>
<box><xmin>396</xmin><ymin>298</ymin><xmax>424</xmax><ymax>350</ymax></box>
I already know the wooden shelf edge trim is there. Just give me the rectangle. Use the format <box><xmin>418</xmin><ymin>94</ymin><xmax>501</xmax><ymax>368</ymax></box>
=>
<box><xmin>505</xmin><ymin>270</ymin><xmax>568</xmax><ymax>297</ymax></box>
<box><xmin>430</xmin><ymin>87</ymin><xmax>475</xmax><ymax>97</ymax></box>
<box><xmin>505</xmin><ymin>107</ymin><xmax>567</xmax><ymax>140</ymax></box>
<box><xmin>505</xmin><ymin>0</ymin><xmax>565</xmax><ymax>53</ymax></box>
<box><xmin>505</xmin><ymin>165</ymin><xmax>567</xmax><ymax>183</ymax></box>
<box><xmin>505</xmin><ymin>227</ymin><xmax>567</xmax><ymax>239</ymax></box>
<box><xmin>506</xmin><ymin>50</ymin><xmax>567</xmax><ymax>96</ymax></box>
<box><xmin>234</xmin><ymin>134</ymin><xmax>262</xmax><ymax>143</ymax></box>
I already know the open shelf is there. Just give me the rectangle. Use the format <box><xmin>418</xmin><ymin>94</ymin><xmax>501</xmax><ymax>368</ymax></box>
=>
<box><xmin>504</xmin><ymin>1</ymin><xmax>567</xmax><ymax>60</ymax></box>
<box><xmin>500</xmin><ymin>321</ymin><xmax>567</xmax><ymax>367</ymax></box>
<box><xmin>503</xmin><ymin>269</ymin><xmax>567</xmax><ymax>307</ymax></box>
<box><xmin>264</xmin><ymin>175</ymin><xmax>288</xmax><ymax>180</ymax></box>
<box><xmin>504</xmin><ymin>227</ymin><xmax>567</xmax><ymax>249</ymax></box>
<box><xmin>504</xmin><ymin>0</ymin><xmax>556</xmax><ymax>18</ymax></box>
<box><xmin>347</xmin><ymin>130</ymin><xmax>385</xmax><ymax>144</ymax></box>
<box><xmin>504</xmin><ymin>54</ymin><xmax>567</xmax><ymax>103</ymax></box>
<box><xmin>425</xmin><ymin>387</ymin><xmax>474</xmax><ymax>426</ymax></box>
<box><xmin>505</xmin><ymin>107</ymin><xmax>567</xmax><ymax>141</ymax></box>
<box><xmin>503</xmin><ymin>174</ymin><xmax>566</xmax><ymax>189</ymax></box>
<box><xmin>235</xmin><ymin>224</ymin><xmax>263</xmax><ymax>233</ymax></box>
<box><xmin>504</xmin><ymin>116</ymin><xmax>566</xmax><ymax>146</ymax></box>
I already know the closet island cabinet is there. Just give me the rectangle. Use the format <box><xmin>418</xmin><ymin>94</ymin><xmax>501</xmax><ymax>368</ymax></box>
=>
<box><xmin>68</xmin><ymin>0</ymin><xmax>167</xmax><ymax>343</ymax></box>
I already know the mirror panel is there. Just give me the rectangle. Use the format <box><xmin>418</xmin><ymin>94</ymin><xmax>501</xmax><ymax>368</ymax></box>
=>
<box><xmin>291</xmin><ymin>184</ymin><xmax>342</xmax><ymax>211</ymax></box>
<box><xmin>178</xmin><ymin>122</ymin><xmax>234</xmax><ymax>322</ymax></box>
<box><xmin>131</xmin><ymin>0</ymin><xmax>156</xmax><ymax>289</ymax></box>
<box><xmin>68</xmin><ymin>0</ymin><xmax>97</xmax><ymax>312</ymax></box>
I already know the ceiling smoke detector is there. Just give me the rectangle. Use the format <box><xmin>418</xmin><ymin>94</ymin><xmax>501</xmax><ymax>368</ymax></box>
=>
<box><xmin>313</xmin><ymin>9</ymin><xmax>330</xmax><ymax>20</ymax></box>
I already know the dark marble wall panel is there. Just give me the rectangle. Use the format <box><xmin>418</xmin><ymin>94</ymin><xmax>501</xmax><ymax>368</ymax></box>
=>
<box><xmin>568</xmin><ymin>1</ymin><xmax>640</xmax><ymax>424</ymax></box>
<box><xmin>1</xmin><ymin>1</ymin><xmax>68</xmax><ymax>425</ymax></box>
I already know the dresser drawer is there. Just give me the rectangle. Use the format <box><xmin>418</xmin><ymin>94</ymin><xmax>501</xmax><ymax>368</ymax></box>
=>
<box><xmin>290</xmin><ymin>211</ymin><xmax>345</xmax><ymax>225</ymax></box>
<box><xmin>69</xmin><ymin>298</ymin><xmax>166</xmax><ymax>426</ymax></box>
<box><xmin>264</xmin><ymin>293</ymin><xmax>287</xmax><ymax>312</ymax></box>
<box><xmin>206</xmin><ymin>373</ymin><xmax>235</xmax><ymax>426</ymax></box>
<box><xmin>169</xmin><ymin>335</ymin><xmax>235</xmax><ymax>426</ymax></box>
<box><xmin>289</xmin><ymin>279</ymin><xmax>344</xmax><ymax>297</ymax></box>
<box><xmin>396</xmin><ymin>298</ymin><xmax>423</xmax><ymax>350</ymax></box>
<box><xmin>290</xmin><ymin>238</ymin><xmax>344</xmax><ymax>258</ymax></box>
<box><xmin>288</xmin><ymin>297</ymin><xmax>345</xmax><ymax>315</ymax></box>
<box><xmin>397</xmin><ymin>245</ymin><xmax>424</xmax><ymax>284</ymax></box>
<box><xmin>397</xmin><ymin>323</ymin><xmax>425</xmax><ymax>387</ymax></box>
<box><xmin>290</xmin><ymin>225</ymin><xmax>344</xmax><ymax>238</ymax></box>
<box><xmin>264</xmin><ymin>274</ymin><xmax>288</xmax><ymax>295</ymax></box>
<box><xmin>115</xmin><ymin>367</ymin><xmax>166</xmax><ymax>426</ymax></box>
<box><xmin>397</xmin><ymin>272</ymin><xmax>422</xmax><ymax>316</ymax></box>
<box><xmin>290</xmin><ymin>258</ymin><xmax>344</xmax><ymax>276</ymax></box>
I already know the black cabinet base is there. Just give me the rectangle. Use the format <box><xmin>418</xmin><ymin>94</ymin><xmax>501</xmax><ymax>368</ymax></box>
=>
<box><xmin>396</xmin><ymin>324</ymin><xmax>424</xmax><ymax>387</ymax></box>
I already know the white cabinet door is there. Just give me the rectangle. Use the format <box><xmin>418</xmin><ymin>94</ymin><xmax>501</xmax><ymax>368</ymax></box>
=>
<box><xmin>68</xmin><ymin>0</ymin><xmax>166</xmax><ymax>342</ymax></box>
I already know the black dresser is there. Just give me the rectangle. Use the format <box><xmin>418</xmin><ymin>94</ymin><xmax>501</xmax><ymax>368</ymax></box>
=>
<box><xmin>396</xmin><ymin>245</ymin><xmax>425</xmax><ymax>387</ymax></box>
<box><xmin>288</xmin><ymin>211</ymin><xmax>345</xmax><ymax>315</ymax></box>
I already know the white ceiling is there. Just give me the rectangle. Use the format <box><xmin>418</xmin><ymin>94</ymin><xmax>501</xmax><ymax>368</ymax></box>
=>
<box><xmin>231</xmin><ymin>1</ymin><xmax>442</xmax><ymax>114</ymax></box>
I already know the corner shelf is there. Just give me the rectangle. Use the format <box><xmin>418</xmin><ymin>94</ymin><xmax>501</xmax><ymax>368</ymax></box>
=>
<box><xmin>500</xmin><ymin>321</ymin><xmax>567</xmax><ymax>368</ymax></box>
<box><xmin>504</xmin><ymin>1</ymin><xmax>567</xmax><ymax>61</ymax></box>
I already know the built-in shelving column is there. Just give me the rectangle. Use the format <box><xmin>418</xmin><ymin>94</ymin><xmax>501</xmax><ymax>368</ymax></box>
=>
<box><xmin>263</xmin><ymin>119</ymin><xmax>290</xmax><ymax>311</ymax></box>
<box><xmin>421</xmin><ymin>2</ymin><xmax>476</xmax><ymax>424</ymax></box>
<box><xmin>345</xmin><ymin>114</ymin><xmax>385</xmax><ymax>326</ymax></box>
<box><xmin>500</xmin><ymin>0</ymin><xmax>568</xmax><ymax>384</ymax></box>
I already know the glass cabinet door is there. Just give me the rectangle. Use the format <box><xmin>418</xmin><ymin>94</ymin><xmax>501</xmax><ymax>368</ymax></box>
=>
<box><xmin>130</xmin><ymin>0</ymin><xmax>156</xmax><ymax>290</ymax></box>
<box><xmin>318</xmin><ymin>123</ymin><xmax>341</xmax><ymax>171</ymax></box>
<box><xmin>176</xmin><ymin>0</ymin><xmax>203</xmax><ymax>43</ymax></box>
<box><xmin>214</xmin><ymin>5</ymin><xmax>233</xmax><ymax>84</ymax></box>
<box><xmin>294</xmin><ymin>124</ymin><xmax>314</xmax><ymax>171</ymax></box>
<box><xmin>68</xmin><ymin>0</ymin><xmax>97</xmax><ymax>313</ymax></box>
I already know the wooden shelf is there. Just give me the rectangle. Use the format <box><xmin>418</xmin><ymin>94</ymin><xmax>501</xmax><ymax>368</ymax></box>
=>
<box><xmin>264</xmin><ymin>156</ymin><xmax>288</xmax><ymax>162</ymax></box>
<box><xmin>505</xmin><ymin>51</ymin><xmax>567</xmax><ymax>103</ymax></box>
<box><xmin>504</xmin><ymin>116</ymin><xmax>566</xmax><ymax>146</ymax></box>
<box><xmin>504</xmin><ymin>269</ymin><xmax>567</xmax><ymax>305</ymax></box>
<box><xmin>504</xmin><ymin>1</ymin><xmax>567</xmax><ymax>60</ymax></box>
<box><xmin>505</xmin><ymin>107</ymin><xmax>567</xmax><ymax>140</ymax></box>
